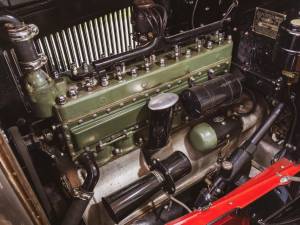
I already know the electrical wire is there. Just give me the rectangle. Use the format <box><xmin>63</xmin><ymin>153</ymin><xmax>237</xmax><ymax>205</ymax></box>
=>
<box><xmin>263</xmin><ymin>193</ymin><xmax>300</xmax><ymax>224</ymax></box>
<box><xmin>266</xmin><ymin>217</ymin><xmax>300</xmax><ymax>225</ymax></box>
<box><xmin>191</xmin><ymin>0</ymin><xmax>238</xmax><ymax>29</ymax></box>
<box><xmin>140</xmin><ymin>4</ymin><xmax>167</xmax><ymax>37</ymax></box>
<box><xmin>167</xmin><ymin>194</ymin><xmax>192</xmax><ymax>213</ymax></box>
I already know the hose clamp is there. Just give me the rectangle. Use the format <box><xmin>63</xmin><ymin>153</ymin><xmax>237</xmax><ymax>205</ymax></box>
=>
<box><xmin>19</xmin><ymin>53</ymin><xmax>48</xmax><ymax>71</ymax></box>
<box><xmin>6</xmin><ymin>23</ymin><xmax>39</xmax><ymax>42</ymax></box>
<box><xmin>72</xmin><ymin>187</ymin><xmax>94</xmax><ymax>201</ymax></box>
<box><xmin>151</xmin><ymin>158</ymin><xmax>176</xmax><ymax>194</ymax></box>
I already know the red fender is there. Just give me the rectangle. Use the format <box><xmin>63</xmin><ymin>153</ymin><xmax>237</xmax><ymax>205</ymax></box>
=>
<box><xmin>167</xmin><ymin>159</ymin><xmax>300</xmax><ymax>225</ymax></box>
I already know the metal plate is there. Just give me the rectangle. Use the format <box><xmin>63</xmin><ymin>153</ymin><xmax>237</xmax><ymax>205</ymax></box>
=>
<box><xmin>252</xmin><ymin>7</ymin><xmax>286</xmax><ymax>39</ymax></box>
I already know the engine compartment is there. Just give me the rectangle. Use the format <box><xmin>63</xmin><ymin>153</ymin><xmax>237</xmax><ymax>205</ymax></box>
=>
<box><xmin>1</xmin><ymin>0</ymin><xmax>300</xmax><ymax>225</ymax></box>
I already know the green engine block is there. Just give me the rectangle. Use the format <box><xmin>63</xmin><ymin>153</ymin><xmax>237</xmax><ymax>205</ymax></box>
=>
<box><xmin>33</xmin><ymin>40</ymin><xmax>233</xmax><ymax>165</ymax></box>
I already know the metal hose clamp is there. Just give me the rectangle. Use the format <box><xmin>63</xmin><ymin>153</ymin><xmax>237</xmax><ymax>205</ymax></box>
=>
<box><xmin>6</xmin><ymin>23</ymin><xmax>39</xmax><ymax>42</ymax></box>
<box><xmin>72</xmin><ymin>187</ymin><xmax>94</xmax><ymax>201</ymax></box>
<box><xmin>19</xmin><ymin>53</ymin><xmax>48</xmax><ymax>71</ymax></box>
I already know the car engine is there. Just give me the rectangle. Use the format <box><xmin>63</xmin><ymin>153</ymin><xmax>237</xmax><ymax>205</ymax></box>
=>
<box><xmin>1</xmin><ymin>0</ymin><xmax>300</xmax><ymax>225</ymax></box>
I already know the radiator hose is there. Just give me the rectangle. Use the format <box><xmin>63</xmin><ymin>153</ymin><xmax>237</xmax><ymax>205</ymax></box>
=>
<box><xmin>0</xmin><ymin>14</ymin><xmax>21</xmax><ymax>25</ymax></box>
<box><xmin>61</xmin><ymin>152</ymin><xmax>100</xmax><ymax>225</ymax></box>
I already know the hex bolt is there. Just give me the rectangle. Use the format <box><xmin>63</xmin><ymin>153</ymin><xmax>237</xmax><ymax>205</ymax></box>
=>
<box><xmin>131</xmin><ymin>67</ymin><xmax>138</xmax><ymax>77</ymax></box>
<box><xmin>186</xmin><ymin>48</ymin><xmax>192</xmax><ymax>58</ymax></box>
<box><xmin>196</xmin><ymin>39</ymin><xmax>202</xmax><ymax>52</ymax></box>
<box><xmin>121</xmin><ymin>62</ymin><xmax>126</xmax><ymax>74</ymax></box>
<box><xmin>117</xmin><ymin>72</ymin><xmax>123</xmax><ymax>81</ymax></box>
<box><xmin>53</xmin><ymin>70</ymin><xmax>60</xmax><ymax>79</ymax></box>
<box><xmin>218</xmin><ymin>36</ymin><xmax>224</xmax><ymax>45</ymax></box>
<box><xmin>160</xmin><ymin>58</ymin><xmax>166</xmax><ymax>67</ymax></box>
<box><xmin>280</xmin><ymin>176</ymin><xmax>289</xmax><ymax>184</ymax></box>
<box><xmin>70</xmin><ymin>63</ymin><xmax>78</xmax><ymax>76</ymax></box>
<box><xmin>112</xmin><ymin>148</ymin><xmax>122</xmax><ymax>156</ymax></box>
<box><xmin>206</xmin><ymin>41</ymin><xmax>213</xmax><ymax>49</ymax></box>
<box><xmin>85</xmin><ymin>78</ymin><xmax>94</xmax><ymax>91</ymax></box>
<box><xmin>67</xmin><ymin>86</ymin><xmax>78</xmax><ymax>98</ymax></box>
<box><xmin>145</xmin><ymin>62</ymin><xmax>150</xmax><ymax>72</ymax></box>
<box><xmin>174</xmin><ymin>45</ymin><xmax>180</xmax><ymax>59</ymax></box>
<box><xmin>82</xmin><ymin>61</ymin><xmax>89</xmax><ymax>73</ymax></box>
<box><xmin>101</xmin><ymin>75</ymin><xmax>109</xmax><ymax>87</ymax></box>
<box><xmin>56</xmin><ymin>95</ymin><xmax>66</xmax><ymax>105</ymax></box>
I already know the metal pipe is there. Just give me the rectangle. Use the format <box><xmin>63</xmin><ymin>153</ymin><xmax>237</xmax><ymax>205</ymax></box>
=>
<box><xmin>93</xmin><ymin>37</ymin><xmax>160</xmax><ymax>70</ymax></box>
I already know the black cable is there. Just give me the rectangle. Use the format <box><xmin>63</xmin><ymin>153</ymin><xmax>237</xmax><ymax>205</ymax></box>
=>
<box><xmin>151</xmin><ymin>8</ymin><xmax>163</xmax><ymax>33</ymax></box>
<box><xmin>0</xmin><ymin>14</ymin><xmax>21</xmax><ymax>25</ymax></box>
<box><xmin>191</xmin><ymin>0</ymin><xmax>238</xmax><ymax>29</ymax></box>
<box><xmin>286</xmin><ymin>95</ymin><xmax>297</xmax><ymax>145</ymax></box>
<box><xmin>141</xmin><ymin>10</ymin><xmax>156</xmax><ymax>35</ymax></box>
<box><xmin>266</xmin><ymin>217</ymin><xmax>300</xmax><ymax>225</ymax></box>
<box><xmin>191</xmin><ymin>0</ymin><xmax>200</xmax><ymax>29</ymax></box>
<box><xmin>263</xmin><ymin>193</ymin><xmax>300</xmax><ymax>224</ymax></box>
<box><xmin>272</xmin><ymin>95</ymin><xmax>297</xmax><ymax>162</ymax></box>
<box><xmin>154</xmin><ymin>4</ymin><xmax>167</xmax><ymax>32</ymax></box>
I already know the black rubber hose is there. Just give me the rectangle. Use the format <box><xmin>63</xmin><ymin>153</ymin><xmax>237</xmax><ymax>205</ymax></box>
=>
<box><xmin>61</xmin><ymin>152</ymin><xmax>100</xmax><ymax>225</ymax></box>
<box><xmin>250</xmin><ymin>103</ymin><xmax>285</xmax><ymax>146</ymax></box>
<box><xmin>286</xmin><ymin>96</ymin><xmax>297</xmax><ymax>145</ymax></box>
<box><xmin>272</xmin><ymin>96</ymin><xmax>298</xmax><ymax>162</ymax></box>
<box><xmin>0</xmin><ymin>14</ymin><xmax>21</xmax><ymax>25</ymax></box>
<box><xmin>79</xmin><ymin>152</ymin><xmax>100</xmax><ymax>192</ymax></box>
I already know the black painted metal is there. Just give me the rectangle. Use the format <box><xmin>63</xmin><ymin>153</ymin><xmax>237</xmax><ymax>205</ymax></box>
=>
<box><xmin>93</xmin><ymin>19</ymin><xmax>226</xmax><ymax>71</ymax></box>
<box><xmin>181</xmin><ymin>73</ymin><xmax>243</xmax><ymax>118</ymax></box>
<box><xmin>102</xmin><ymin>151</ymin><xmax>191</xmax><ymax>223</ymax></box>
<box><xmin>273</xmin><ymin>17</ymin><xmax>300</xmax><ymax>74</ymax></box>
<box><xmin>195</xmin><ymin>103</ymin><xmax>285</xmax><ymax>208</ymax></box>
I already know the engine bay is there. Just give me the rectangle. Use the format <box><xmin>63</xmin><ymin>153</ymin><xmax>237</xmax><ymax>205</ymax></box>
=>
<box><xmin>1</xmin><ymin>0</ymin><xmax>300</xmax><ymax>225</ymax></box>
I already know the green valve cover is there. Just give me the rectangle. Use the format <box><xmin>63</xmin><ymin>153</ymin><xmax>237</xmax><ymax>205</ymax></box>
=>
<box><xmin>189</xmin><ymin>123</ymin><xmax>218</xmax><ymax>153</ymax></box>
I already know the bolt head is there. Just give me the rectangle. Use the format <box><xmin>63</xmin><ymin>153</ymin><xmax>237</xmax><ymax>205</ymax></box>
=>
<box><xmin>280</xmin><ymin>177</ymin><xmax>289</xmax><ymax>183</ymax></box>
<box><xmin>67</xmin><ymin>87</ymin><xmax>78</xmax><ymax>98</ymax></box>
<box><xmin>56</xmin><ymin>95</ymin><xmax>66</xmax><ymax>105</ymax></box>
